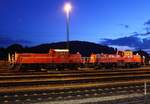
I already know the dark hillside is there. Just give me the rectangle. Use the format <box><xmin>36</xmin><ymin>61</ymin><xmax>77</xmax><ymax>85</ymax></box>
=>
<box><xmin>30</xmin><ymin>41</ymin><xmax>116</xmax><ymax>56</ymax></box>
<box><xmin>0</xmin><ymin>41</ymin><xmax>116</xmax><ymax>60</ymax></box>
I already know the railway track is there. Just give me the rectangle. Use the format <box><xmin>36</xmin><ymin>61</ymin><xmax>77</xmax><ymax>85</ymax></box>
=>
<box><xmin>0</xmin><ymin>83</ymin><xmax>149</xmax><ymax>104</ymax></box>
<box><xmin>0</xmin><ymin>67</ymin><xmax>150</xmax><ymax>76</ymax></box>
<box><xmin>1</xmin><ymin>74</ymin><xmax>150</xmax><ymax>88</ymax></box>
<box><xmin>0</xmin><ymin>69</ymin><xmax>150</xmax><ymax>87</ymax></box>
<box><xmin>1</xmin><ymin>70</ymin><xmax>150</xmax><ymax>80</ymax></box>
<box><xmin>0</xmin><ymin>67</ymin><xmax>150</xmax><ymax>103</ymax></box>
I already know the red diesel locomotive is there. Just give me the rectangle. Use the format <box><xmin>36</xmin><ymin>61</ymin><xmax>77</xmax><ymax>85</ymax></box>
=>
<box><xmin>89</xmin><ymin>51</ymin><xmax>143</xmax><ymax>69</ymax></box>
<box><xmin>8</xmin><ymin>49</ymin><xmax>143</xmax><ymax>71</ymax></box>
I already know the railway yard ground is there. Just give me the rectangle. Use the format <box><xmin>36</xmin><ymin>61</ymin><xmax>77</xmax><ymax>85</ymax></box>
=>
<box><xmin>1</xmin><ymin>61</ymin><xmax>150</xmax><ymax>103</ymax></box>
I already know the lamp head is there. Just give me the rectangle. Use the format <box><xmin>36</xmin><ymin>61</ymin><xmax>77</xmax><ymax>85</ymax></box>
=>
<box><xmin>64</xmin><ymin>3</ymin><xmax>72</xmax><ymax>14</ymax></box>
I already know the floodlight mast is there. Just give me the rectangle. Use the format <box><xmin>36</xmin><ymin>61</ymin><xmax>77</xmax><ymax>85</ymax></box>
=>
<box><xmin>64</xmin><ymin>3</ymin><xmax>72</xmax><ymax>50</ymax></box>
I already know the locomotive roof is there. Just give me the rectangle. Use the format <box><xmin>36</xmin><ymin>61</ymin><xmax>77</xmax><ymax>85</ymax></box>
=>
<box><xmin>52</xmin><ymin>49</ymin><xmax>69</xmax><ymax>52</ymax></box>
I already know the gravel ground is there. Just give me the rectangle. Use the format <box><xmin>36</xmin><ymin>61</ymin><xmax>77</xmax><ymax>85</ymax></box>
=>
<box><xmin>34</xmin><ymin>93</ymin><xmax>145</xmax><ymax>104</ymax></box>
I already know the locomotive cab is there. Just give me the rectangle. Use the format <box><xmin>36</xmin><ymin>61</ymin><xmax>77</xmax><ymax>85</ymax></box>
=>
<box><xmin>117</xmin><ymin>50</ymin><xmax>142</xmax><ymax>67</ymax></box>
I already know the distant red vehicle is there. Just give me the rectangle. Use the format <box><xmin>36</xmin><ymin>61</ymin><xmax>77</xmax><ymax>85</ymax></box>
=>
<box><xmin>9</xmin><ymin>49</ymin><xmax>143</xmax><ymax>71</ymax></box>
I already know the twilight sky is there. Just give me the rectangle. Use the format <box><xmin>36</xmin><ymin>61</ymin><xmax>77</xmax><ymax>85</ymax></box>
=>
<box><xmin>0</xmin><ymin>0</ymin><xmax>150</xmax><ymax>47</ymax></box>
